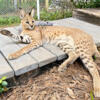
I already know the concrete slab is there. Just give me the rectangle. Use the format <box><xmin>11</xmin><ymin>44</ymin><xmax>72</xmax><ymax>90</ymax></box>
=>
<box><xmin>0</xmin><ymin>53</ymin><xmax>14</xmax><ymax>79</ymax></box>
<box><xmin>1</xmin><ymin>43</ymin><xmax>38</xmax><ymax>76</ymax></box>
<box><xmin>30</xmin><ymin>47</ymin><xmax>57</xmax><ymax>67</ymax></box>
<box><xmin>44</xmin><ymin>44</ymin><xmax>67</xmax><ymax>60</ymax></box>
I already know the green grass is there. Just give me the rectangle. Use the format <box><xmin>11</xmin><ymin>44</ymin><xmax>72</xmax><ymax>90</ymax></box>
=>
<box><xmin>73</xmin><ymin>0</ymin><xmax>100</xmax><ymax>8</ymax></box>
<box><xmin>0</xmin><ymin>10</ymin><xmax>72</xmax><ymax>27</ymax></box>
<box><xmin>39</xmin><ymin>10</ymin><xmax>72</xmax><ymax>21</ymax></box>
<box><xmin>0</xmin><ymin>16</ymin><xmax>20</xmax><ymax>27</ymax></box>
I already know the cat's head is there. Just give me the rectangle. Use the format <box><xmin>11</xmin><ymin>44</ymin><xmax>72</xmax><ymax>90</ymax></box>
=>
<box><xmin>19</xmin><ymin>8</ymin><xmax>35</xmax><ymax>30</ymax></box>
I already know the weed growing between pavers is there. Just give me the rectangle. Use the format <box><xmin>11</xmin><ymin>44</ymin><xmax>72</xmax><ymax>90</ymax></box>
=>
<box><xmin>0</xmin><ymin>76</ymin><xmax>8</xmax><ymax>94</ymax></box>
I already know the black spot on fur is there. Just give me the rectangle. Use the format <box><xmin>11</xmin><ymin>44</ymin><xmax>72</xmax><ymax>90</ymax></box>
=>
<box><xmin>20</xmin><ymin>36</ymin><xmax>23</xmax><ymax>40</ymax></box>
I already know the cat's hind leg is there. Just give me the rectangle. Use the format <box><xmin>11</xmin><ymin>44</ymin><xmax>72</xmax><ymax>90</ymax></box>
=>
<box><xmin>58</xmin><ymin>51</ymin><xmax>79</xmax><ymax>73</ymax></box>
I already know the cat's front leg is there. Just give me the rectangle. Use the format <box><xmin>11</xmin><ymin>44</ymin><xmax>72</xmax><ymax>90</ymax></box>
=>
<box><xmin>19</xmin><ymin>34</ymin><xmax>32</xmax><ymax>43</ymax></box>
<box><xmin>8</xmin><ymin>41</ymin><xmax>42</xmax><ymax>60</ymax></box>
<box><xmin>0</xmin><ymin>30</ymin><xmax>32</xmax><ymax>44</ymax></box>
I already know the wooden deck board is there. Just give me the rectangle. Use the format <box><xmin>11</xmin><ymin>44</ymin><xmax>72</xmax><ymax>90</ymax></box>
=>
<box><xmin>1</xmin><ymin>43</ymin><xmax>38</xmax><ymax>76</ymax></box>
<box><xmin>18</xmin><ymin>43</ymin><xmax>57</xmax><ymax>67</ymax></box>
<box><xmin>29</xmin><ymin>47</ymin><xmax>57</xmax><ymax>67</ymax></box>
<box><xmin>44</xmin><ymin>44</ymin><xmax>67</xmax><ymax>60</ymax></box>
<box><xmin>0</xmin><ymin>34</ymin><xmax>13</xmax><ymax>49</ymax></box>
<box><xmin>1</xmin><ymin>44</ymin><xmax>38</xmax><ymax>76</ymax></box>
<box><xmin>0</xmin><ymin>29</ymin><xmax>39</xmax><ymax>76</ymax></box>
<box><xmin>0</xmin><ymin>53</ymin><xmax>14</xmax><ymax>79</ymax></box>
<box><xmin>5</xmin><ymin>27</ymin><xmax>19</xmax><ymax>34</ymax></box>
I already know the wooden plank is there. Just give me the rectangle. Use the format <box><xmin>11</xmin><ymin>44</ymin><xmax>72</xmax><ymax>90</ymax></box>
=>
<box><xmin>1</xmin><ymin>27</ymin><xmax>39</xmax><ymax>76</ymax></box>
<box><xmin>1</xmin><ymin>44</ymin><xmax>38</xmax><ymax>76</ymax></box>
<box><xmin>14</xmin><ymin>25</ymin><xmax>22</xmax><ymax>33</ymax></box>
<box><xmin>30</xmin><ymin>47</ymin><xmax>57</xmax><ymax>67</ymax></box>
<box><xmin>5</xmin><ymin>27</ymin><xmax>19</xmax><ymax>34</ymax></box>
<box><xmin>0</xmin><ymin>34</ymin><xmax>13</xmax><ymax>49</ymax></box>
<box><xmin>0</xmin><ymin>53</ymin><xmax>14</xmax><ymax>79</ymax></box>
<box><xmin>0</xmin><ymin>27</ymin><xmax>20</xmax><ymax>49</ymax></box>
<box><xmin>44</xmin><ymin>44</ymin><xmax>66</xmax><ymax>60</ymax></box>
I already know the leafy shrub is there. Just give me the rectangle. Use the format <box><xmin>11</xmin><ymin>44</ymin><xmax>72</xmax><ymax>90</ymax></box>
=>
<box><xmin>0</xmin><ymin>16</ymin><xmax>20</xmax><ymax>26</ymax></box>
<box><xmin>0</xmin><ymin>76</ymin><xmax>8</xmax><ymax>94</ymax></box>
<box><xmin>35</xmin><ymin>9</ymin><xmax>72</xmax><ymax>21</ymax></box>
<box><xmin>73</xmin><ymin>0</ymin><xmax>100</xmax><ymax>8</ymax></box>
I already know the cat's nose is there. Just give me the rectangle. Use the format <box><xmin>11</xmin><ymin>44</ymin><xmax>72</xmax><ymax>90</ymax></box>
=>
<box><xmin>31</xmin><ymin>25</ymin><xmax>33</xmax><ymax>27</ymax></box>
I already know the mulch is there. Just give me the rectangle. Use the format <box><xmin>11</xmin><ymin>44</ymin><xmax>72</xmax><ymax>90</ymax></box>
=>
<box><xmin>0</xmin><ymin>54</ymin><xmax>100</xmax><ymax>100</ymax></box>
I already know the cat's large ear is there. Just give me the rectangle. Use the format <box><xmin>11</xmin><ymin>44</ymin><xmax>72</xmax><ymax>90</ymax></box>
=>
<box><xmin>29</xmin><ymin>8</ymin><xmax>35</xmax><ymax>17</ymax></box>
<box><xmin>19</xmin><ymin>8</ymin><xmax>26</xmax><ymax>19</ymax></box>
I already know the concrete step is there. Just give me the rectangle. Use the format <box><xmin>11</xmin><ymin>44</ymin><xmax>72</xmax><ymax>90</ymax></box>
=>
<box><xmin>73</xmin><ymin>9</ymin><xmax>100</xmax><ymax>26</ymax></box>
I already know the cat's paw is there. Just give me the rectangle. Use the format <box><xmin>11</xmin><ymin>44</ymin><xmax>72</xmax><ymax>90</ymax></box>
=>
<box><xmin>8</xmin><ymin>54</ymin><xmax>18</xmax><ymax>60</ymax></box>
<box><xmin>58</xmin><ymin>65</ymin><xmax>67</xmax><ymax>73</ymax></box>
<box><xmin>94</xmin><ymin>79</ymin><xmax>100</xmax><ymax>97</ymax></box>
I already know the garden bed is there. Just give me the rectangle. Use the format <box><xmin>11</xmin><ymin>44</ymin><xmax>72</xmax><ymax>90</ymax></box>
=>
<box><xmin>73</xmin><ymin>8</ymin><xmax>100</xmax><ymax>26</ymax></box>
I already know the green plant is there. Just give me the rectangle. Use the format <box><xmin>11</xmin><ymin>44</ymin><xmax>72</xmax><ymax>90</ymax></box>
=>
<box><xmin>0</xmin><ymin>76</ymin><xmax>8</xmax><ymax>93</ymax></box>
<box><xmin>90</xmin><ymin>91</ymin><xmax>94</xmax><ymax>100</ymax></box>
<box><xmin>94</xmin><ymin>55</ymin><xmax>96</xmax><ymax>60</ymax></box>
<box><xmin>36</xmin><ymin>9</ymin><xmax>72</xmax><ymax>21</ymax></box>
<box><xmin>0</xmin><ymin>16</ymin><xmax>20</xmax><ymax>26</ymax></box>
<box><xmin>73</xmin><ymin>0</ymin><xmax>100</xmax><ymax>8</ymax></box>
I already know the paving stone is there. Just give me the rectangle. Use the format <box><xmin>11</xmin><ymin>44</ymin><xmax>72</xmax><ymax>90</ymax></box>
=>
<box><xmin>30</xmin><ymin>47</ymin><xmax>57</xmax><ymax>67</ymax></box>
<box><xmin>44</xmin><ymin>44</ymin><xmax>67</xmax><ymax>60</ymax></box>
<box><xmin>0</xmin><ymin>53</ymin><xmax>14</xmax><ymax>79</ymax></box>
<box><xmin>1</xmin><ymin>43</ymin><xmax>38</xmax><ymax>76</ymax></box>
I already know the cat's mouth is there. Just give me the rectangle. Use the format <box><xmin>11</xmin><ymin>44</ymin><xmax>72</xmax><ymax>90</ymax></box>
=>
<box><xmin>29</xmin><ymin>26</ymin><xmax>35</xmax><ymax>30</ymax></box>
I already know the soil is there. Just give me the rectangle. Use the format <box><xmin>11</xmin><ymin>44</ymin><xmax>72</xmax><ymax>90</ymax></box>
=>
<box><xmin>0</xmin><ymin>53</ymin><xmax>100</xmax><ymax>100</ymax></box>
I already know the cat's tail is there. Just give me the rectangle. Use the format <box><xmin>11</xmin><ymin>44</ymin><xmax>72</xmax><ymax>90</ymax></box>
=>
<box><xmin>0</xmin><ymin>29</ymin><xmax>13</xmax><ymax>37</ymax></box>
<box><xmin>0</xmin><ymin>29</ymin><xmax>31</xmax><ymax>43</ymax></box>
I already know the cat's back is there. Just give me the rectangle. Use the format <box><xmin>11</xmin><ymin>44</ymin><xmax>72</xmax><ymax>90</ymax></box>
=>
<box><xmin>42</xmin><ymin>26</ymin><xmax>92</xmax><ymax>40</ymax></box>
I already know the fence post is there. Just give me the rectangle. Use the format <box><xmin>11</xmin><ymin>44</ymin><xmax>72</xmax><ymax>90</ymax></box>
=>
<box><xmin>14</xmin><ymin>0</ymin><xmax>17</xmax><ymax>10</ymax></box>
<box><xmin>45</xmin><ymin>0</ymin><xmax>49</xmax><ymax>11</ymax></box>
<box><xmin>37</xmin><ymin>0</ymin><xmax>40</xmax><ymax>20</ymax></box>
<box><xmin>19</xmin><ymin>0</ymin><xmax>21</xmax><ymax>8</ymax></box>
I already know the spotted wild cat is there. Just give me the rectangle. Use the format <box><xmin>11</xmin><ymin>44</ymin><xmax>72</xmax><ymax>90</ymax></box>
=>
<box><xmin>0</xmin><ymin>8</ymin><xmax>100</xmax><ymax>97</ymax></box>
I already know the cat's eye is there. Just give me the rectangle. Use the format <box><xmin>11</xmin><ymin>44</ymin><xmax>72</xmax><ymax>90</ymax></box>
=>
<box><xmin>32</xmin><ymin>21</ymin><xmax>34</xmax><ymax>23</ymax></box>
<box><xmin>26</xmin><ymin>21</ymin><xmax>29</xmax><ymax>24</ymax></box>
